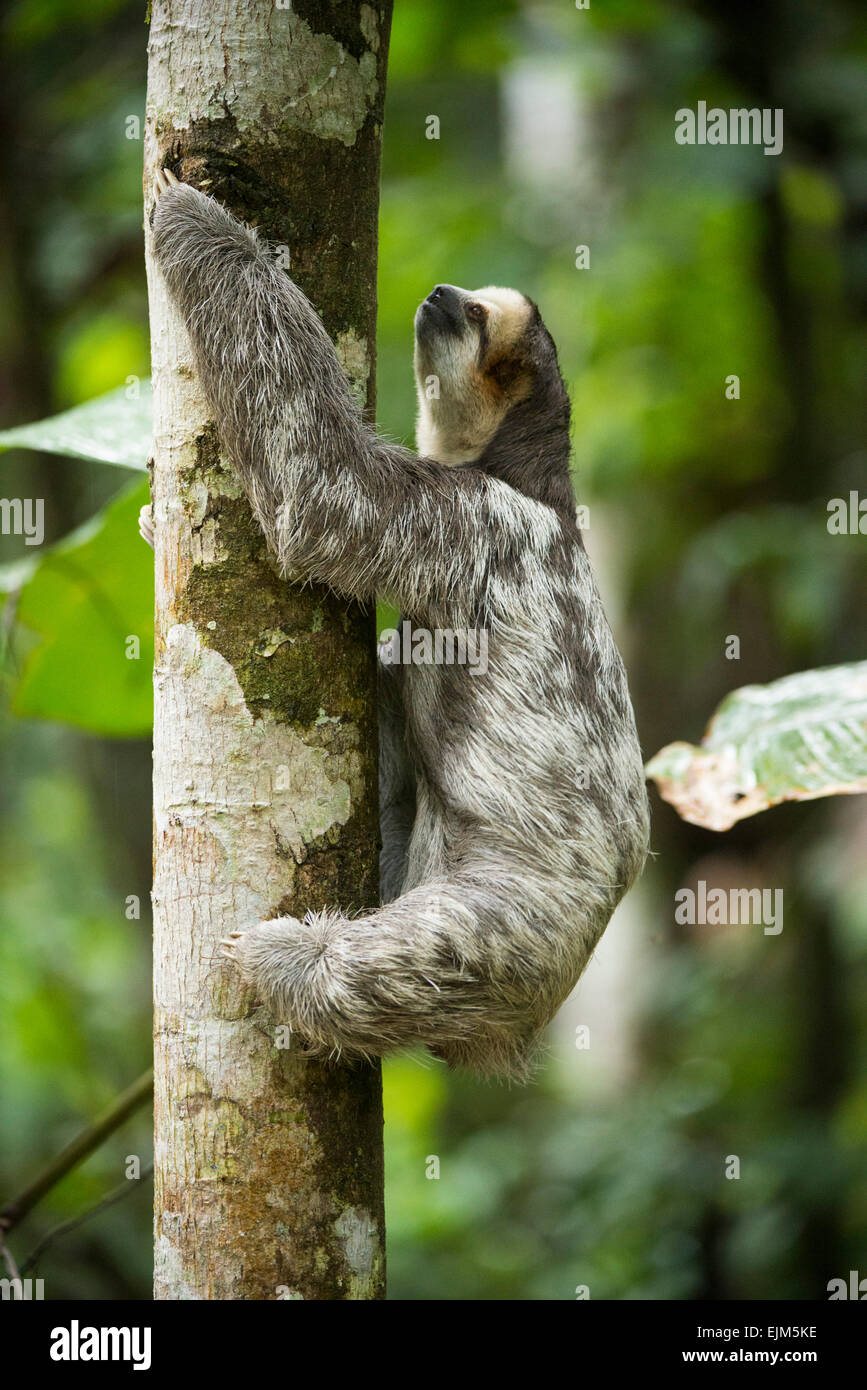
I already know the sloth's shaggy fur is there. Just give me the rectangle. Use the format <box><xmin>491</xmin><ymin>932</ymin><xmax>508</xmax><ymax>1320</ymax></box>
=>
<box><xmin>152</xmin><ymin>173</ymin><xmax>650</xmax><ymax>1082</ymax></box>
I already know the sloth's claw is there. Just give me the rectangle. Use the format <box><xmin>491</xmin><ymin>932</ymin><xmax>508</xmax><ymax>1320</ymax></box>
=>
<box><xmin>154</xmin><ymin>166</ymin><xmax>182</xmax><ymax>199</ymax></box>
<box><xmin>138</xmin><ymin>503</ymin><xmax>154</xmax><ymax>549</ymax></box>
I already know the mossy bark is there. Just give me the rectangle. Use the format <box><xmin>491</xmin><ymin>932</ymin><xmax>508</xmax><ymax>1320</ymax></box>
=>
<box><xmin>145</xmin><ymin>0</ymin><xmax>392</xmax><ymax>1300</ymax></box>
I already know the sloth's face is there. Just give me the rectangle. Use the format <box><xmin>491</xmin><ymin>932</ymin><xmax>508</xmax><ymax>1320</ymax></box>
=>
<box><xmin>413</xmin><ymin>284</ymin><xmax>536</xmax><ymax>465</ymax></box>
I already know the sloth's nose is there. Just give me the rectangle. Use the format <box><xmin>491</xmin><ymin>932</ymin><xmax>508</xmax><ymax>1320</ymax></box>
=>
<box><xmin>426</xmin><ymin>284</ymin><xmax>457</xmax><ymax>304</ymax></box>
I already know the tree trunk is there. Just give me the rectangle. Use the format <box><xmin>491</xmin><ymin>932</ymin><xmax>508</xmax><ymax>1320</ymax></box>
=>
<box><xmin>145</xmin><ymin>0</ymin><xmax>391</xmax><ymax>1301</ymax></box>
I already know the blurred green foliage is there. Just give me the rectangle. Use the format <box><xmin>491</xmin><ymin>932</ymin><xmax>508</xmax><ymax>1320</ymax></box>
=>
<box><xmin>11</xmin><ymin>478</ymin><xmax>152</xmax><ymax>734</ymax></box>
<box><xmin>0</xmin><ymin>0</ymin><xmax>865</xmax><ymax>1300</ymax></box>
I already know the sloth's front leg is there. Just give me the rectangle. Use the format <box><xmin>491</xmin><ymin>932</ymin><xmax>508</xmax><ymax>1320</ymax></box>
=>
<box><xmin>149</xmin><ymin>170</ymin><xmax>535</xmax><ymax>625</ymax></box>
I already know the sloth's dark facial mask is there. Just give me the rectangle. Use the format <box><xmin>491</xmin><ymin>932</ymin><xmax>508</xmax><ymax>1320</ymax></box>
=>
<box><xmin>415</xmin><ymin>283</ymin><xmax>467</xmax><ymax>344</ymax></box>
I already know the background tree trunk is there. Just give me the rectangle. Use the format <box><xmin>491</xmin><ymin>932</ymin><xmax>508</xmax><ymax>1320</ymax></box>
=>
<box><xmin>145</xmin><ymin>0</ymin><xmax>392</xmax><ymax>1301</ymax></box>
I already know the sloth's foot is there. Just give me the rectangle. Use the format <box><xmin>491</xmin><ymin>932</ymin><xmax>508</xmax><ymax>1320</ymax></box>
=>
<box><xmin>220</xmin><ymin>917</ymin><xmax>308</xmax><ymax>1004</ymax></box>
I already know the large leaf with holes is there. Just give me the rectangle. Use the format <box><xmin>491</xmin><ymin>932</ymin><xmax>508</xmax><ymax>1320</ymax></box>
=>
<box><xmin>6</xmin><ymin>479</ymin><xmax>153</xmax><ymax>736</ymax></box>
<box><xmin>0</xmin><ymin>383</ymin><xmax>152</xmax><ymax>470</ymax></box>
<box><xmin>646</xmin><ymin>662</ymin><xmax>867</xmax><ymax>830</ymax></box>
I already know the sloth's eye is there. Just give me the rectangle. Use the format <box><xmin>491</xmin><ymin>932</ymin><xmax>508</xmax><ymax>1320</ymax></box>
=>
<box><xmin>465</xmin><ymin>302</ymin><xmax>486</xmax><ymax>323</ymax></box>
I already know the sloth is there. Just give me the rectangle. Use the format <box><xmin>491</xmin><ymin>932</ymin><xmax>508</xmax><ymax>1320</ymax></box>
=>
<box><xmin>149</xmin><ymin>168</ymin><xmax>650</xmax><ymax>1082</ymax></box>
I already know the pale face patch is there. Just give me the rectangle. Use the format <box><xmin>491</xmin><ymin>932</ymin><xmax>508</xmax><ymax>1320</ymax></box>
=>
<box><xmin>413</xmin><ymin>284</ymin><xmax>535</xmax><ymax>465</ymax></box>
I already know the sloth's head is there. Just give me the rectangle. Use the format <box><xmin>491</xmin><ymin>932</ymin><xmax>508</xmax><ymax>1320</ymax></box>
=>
<box><xmin>413</xmin><ymin>283</ymin><xmax>570</xmax><ymax>474</ymax></box>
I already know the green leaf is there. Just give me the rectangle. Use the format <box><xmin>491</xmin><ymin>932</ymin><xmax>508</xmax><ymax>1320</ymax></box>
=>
<box><xmin>7</xmin><ymin>478</ymin><xmax>153</xmax><ymax>736</ymax></box>
<box><xmin>646</xmin><ymin>662</ymin><xmax>867</xmax><ymax>831</ymax></box>
<box><xmin>0</xmin><ymin>382</ymin><xmax>152</xmax><ymax>470</ymax></box>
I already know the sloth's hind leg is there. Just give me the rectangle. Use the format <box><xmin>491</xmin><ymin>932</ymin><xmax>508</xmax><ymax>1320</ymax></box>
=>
<box><xmin>221</xmin><ymin>878</ymin><xmax>547</xmax><ymax>1081</ymax></box>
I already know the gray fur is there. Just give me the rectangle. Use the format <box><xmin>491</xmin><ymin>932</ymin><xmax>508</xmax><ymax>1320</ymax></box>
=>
<box><xmin>152</xmin><ymin>175</ymin><xmax>650</xmax><ymax>1082</ymax></box>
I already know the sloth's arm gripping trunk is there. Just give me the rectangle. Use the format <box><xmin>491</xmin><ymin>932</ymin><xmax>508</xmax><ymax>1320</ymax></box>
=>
<box><xmin>151</xmin><ymin>180</ymin><xmax>563</xmax><ymax>631</ymax></box>
<box><xmin>152</xmin><ymin>181</ymin><xmax>495</xmax><ymax>623</ymax></box>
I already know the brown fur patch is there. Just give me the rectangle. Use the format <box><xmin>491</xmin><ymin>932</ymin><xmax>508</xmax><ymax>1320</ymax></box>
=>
<box><xmin>466</xmin><ymin>286</ymin><xmax>534</xmax><ymax>404</ymax></box>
